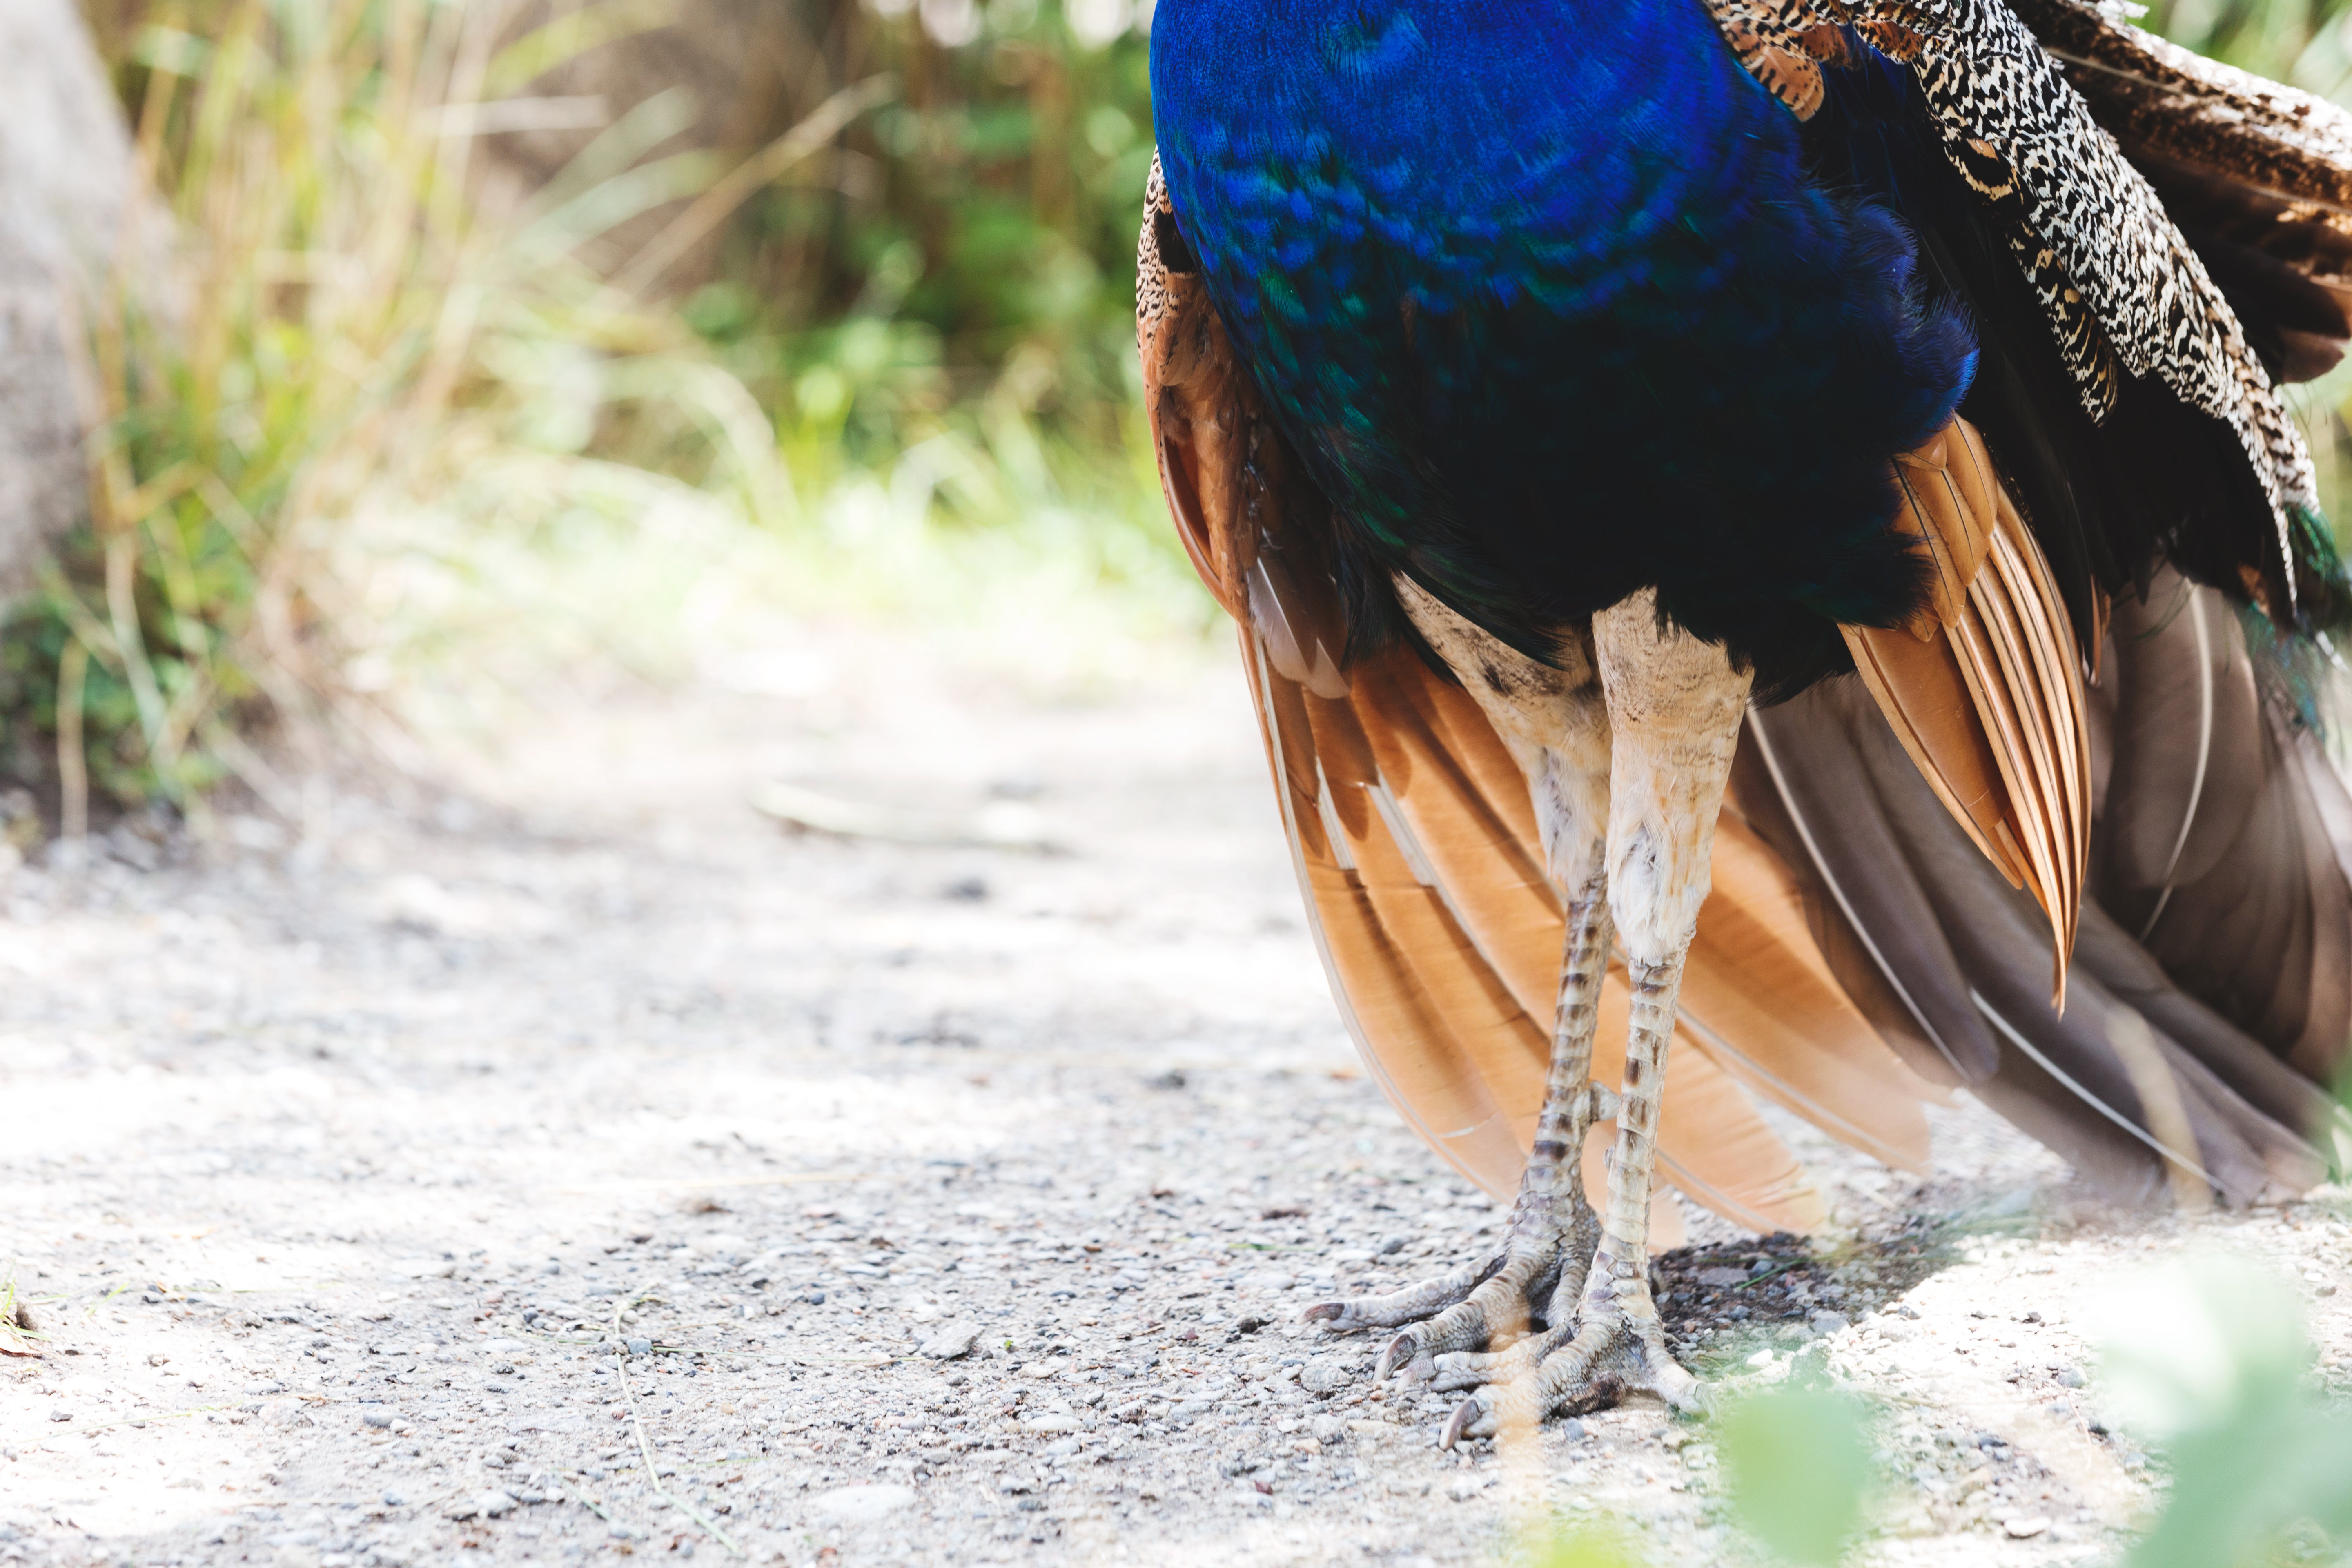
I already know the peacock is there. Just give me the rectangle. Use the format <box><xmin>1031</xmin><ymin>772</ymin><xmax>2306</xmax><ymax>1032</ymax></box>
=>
<box><xmin>1138</xmin><ymin>0</ymin><xmax>2352</xmax><ymax>1441</ymax></box>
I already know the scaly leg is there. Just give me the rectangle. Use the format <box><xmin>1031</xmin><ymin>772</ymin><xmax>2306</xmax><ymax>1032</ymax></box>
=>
<box><xmin>1305</xmin><ymin>879</ymin><xmax>1616</xmax><ymax>1372</ymax></box>
<box><xmin>1408</xmin><ymin>884</ymin><xmax>1617</xmax><ymax>1389</ymax></box>
<box><xmin>1304</xmin><ymin>586</ymin><xmax>1616</xmax><ymax>1368</ymax></box>
<box><xmin>1445</xmin><ymin>589</ymin><xmax>1752</xmax><ymax>1444</ymax></box>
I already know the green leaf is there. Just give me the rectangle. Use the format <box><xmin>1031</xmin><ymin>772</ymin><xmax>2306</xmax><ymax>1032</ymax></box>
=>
<box><xmin>1722</xmin><ymin>1389</ymin><xmax>1873</xmax><ymax>1566</ymax></box>
<box><xmin>1524</xmin><ymin>1521</ymin><xmax>1650</xmax><ymax>1568</ymax></box>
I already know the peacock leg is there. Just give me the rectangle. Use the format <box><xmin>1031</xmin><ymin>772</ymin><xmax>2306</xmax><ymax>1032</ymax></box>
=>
<box><xmin>1442</xmin><ymin>952</ymin><xmax>1703</xmax><ymax>1441</ymax></box>
<box><xmin>1302</xmin><ymin>877</ymin><xmax>1614</xmax><ymax>1374</ymax></box>
<box><xmin>1443</xmin><ymin>589</ymin><xmax>1751</xmax><ymax>1443</ymax></box>
<box><xmin>1304</xmin><ymin>583</ymin><xmax>1616</xmax><ymax>1376</ymax></box>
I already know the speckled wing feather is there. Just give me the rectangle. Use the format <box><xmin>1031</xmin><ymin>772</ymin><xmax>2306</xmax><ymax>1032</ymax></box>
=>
<box><xmin>1703</xmin><ymin>0</ymin><xmax>2317</xmax><ymax>616</ymax></box>
<box><xmin>1139</xmin><ymin>160</ymin><xmax>1937</xmax><ymax>1231</ymax></box>
<box><xmin>2013</xmin><ymin>0</ymin><xmax>2352</xmax><ymax>379</ymax></box>
<box><xmin>1704</xmin><ymin>0</ymin><xmax>1856</xmax><ymax>118</ymax></box>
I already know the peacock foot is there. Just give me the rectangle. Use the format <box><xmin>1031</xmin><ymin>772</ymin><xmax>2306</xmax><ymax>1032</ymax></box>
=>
<box><xmin>1438</xmin><ymin>1281</ymin><xmax>1706</xmax><ymax>1448</ymax></box>
<box><xmin>1300</xmin><ymin>1147</ymin><xmax>1606</xmax><ymax>1385</ymax></box>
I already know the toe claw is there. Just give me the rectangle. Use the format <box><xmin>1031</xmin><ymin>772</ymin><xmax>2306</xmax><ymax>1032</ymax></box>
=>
<box><xmin>1440</xmin><ymin>1394</ymin><xmax>1492</xmax><ymax>1450</ymax></box>
<box><xmin>1664</xmin><ymin>1368</ymin><xmax>1713</xmax><ymax>1418</ymax></box>
<box><xmin>1301</xmin><ymin>1302</ymin><xmax>1343</xmax><ymax>1325</ymax></box>
<box><xmin>1376</xmin><ymin>1331</ymin><xmax>1432</xmax><ymax>1383</ymax></box>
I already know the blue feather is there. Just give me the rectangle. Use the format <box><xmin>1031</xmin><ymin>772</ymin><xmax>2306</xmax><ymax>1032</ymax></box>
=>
<box><xmin>1150</xmin><ymin>0</ymin><xmax>1977</xmax><ymax>694</ymax></box>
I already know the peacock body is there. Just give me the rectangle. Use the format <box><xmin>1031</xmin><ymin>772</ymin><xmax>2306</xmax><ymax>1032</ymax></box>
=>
<box><xmin>1153</xmin><ymin>0</ymin><xmax>1978</xmax><ymax>694</ymax></box>
<box><xmin>1139</xmin><ymin>0</ymin><xmax>2352</xmax><ymax>1433</ymax></box>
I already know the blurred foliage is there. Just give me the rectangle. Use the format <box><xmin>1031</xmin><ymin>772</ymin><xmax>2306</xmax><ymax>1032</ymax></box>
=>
<box><xmin>690</xmin><ymin>0</ymin><xmax>1159</xmax><ymax>480</ymax></box>
<box><xmin>2096</xmin><ymin>1251</ymin><xmax>2352</xmax><ymax>1568</ymax></box>
<box><xmin>1720</xmin><ymin>1389</ymin><xmax>1874</xmax><ymax>1565</ymax></box>
<box><xmin>1518</xmin><ymin>1523</ymin><xmax>1649</xmax><ymax>1568</ymax></box>
<box><xmin>20</xmin><ymin>0</ymin><xmax>1200</xmax><ymax>822</ymax></box>
<box><xmin>7</xmin><ymin>0</ymin><xmax>798</xmax><ymax>818</ymax></box>
<box><xmin>2138</xmin><ymin>0</ymin><xmax>2352</xmax><ymax>88</ymax></box>
<box><xmin>1531</xmin><ymin>1252</ymin><xmax>2352</xmax><ymax>1568</ymax></box>
<box><xmin>669</xmin><ymin>0</ymin><xmax>1193</xmax><ymax>667</ymax></box>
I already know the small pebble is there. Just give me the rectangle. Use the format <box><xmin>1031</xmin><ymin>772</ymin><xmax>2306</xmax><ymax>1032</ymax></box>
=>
<box><xmin>1300</xmin><ymin>1359</ymin><xmax>1350</xmax><ymax>1394</ymax></box>
<box><xmin>443</xmin><ymin>1488</ymin><xmax>514</xmax><ymax>1521</ymax></box>
<box><xmin>811</xmin><ymin>1483</ymin><xmax>917</xmax><ymax>1523</ymax></box>
<box><xmin>920</xmin><ymin>1321</ymin><xmax>981</xmax><ymax>1360</ymax></box>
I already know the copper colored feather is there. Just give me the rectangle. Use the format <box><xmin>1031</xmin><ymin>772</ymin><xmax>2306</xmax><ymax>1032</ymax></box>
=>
<box><xmin>1841</xmin><ymin>418</ymin><xmax>2092</xmax><ymax>1009</ymax></box>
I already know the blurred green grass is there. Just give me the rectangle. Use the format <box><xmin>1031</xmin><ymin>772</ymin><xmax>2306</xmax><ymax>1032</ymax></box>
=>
<box><xmin>14</xmin><ymin>0</ymin><xmax>1205</xmax><ymax>825</ymax></box>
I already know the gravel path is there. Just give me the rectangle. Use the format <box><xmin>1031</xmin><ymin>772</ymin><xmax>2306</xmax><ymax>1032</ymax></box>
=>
<box><xmin>2</xmin><ymin>636</ymin><xmax>2348</xmax><ymax>1568</ymax></box>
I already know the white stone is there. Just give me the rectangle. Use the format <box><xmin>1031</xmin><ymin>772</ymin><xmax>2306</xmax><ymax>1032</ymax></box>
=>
<box><xmin>443</xmin><ymin>1489</ymin><xmax>515</xmax><ymax>1521</ymax></box>
<box><xmin>919</xmin><ymin>1321</ymin><xmax>981</xmax><ymax>1360</ymax></box>
<box><xmin>811</xmin><ymin>1483</ymin><xmax>917</xmax><ymax>1523</ymax></box>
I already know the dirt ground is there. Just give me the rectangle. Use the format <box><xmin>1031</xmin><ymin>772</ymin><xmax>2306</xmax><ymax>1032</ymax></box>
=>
<box><xmin>2</xmin><ymin>630</ymin><xmax>2348</xmax><ymax>1568</ymax></box>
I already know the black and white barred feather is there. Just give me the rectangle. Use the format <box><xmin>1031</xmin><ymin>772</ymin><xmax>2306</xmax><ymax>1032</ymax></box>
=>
<box><xmin>1704</xmin><ymin>0</ymin><xmax>2321</xmax><ymax>616</ymax></box>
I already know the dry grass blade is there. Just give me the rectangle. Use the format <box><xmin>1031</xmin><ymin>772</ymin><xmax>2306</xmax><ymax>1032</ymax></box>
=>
<box><xmin>609</xmin><ymin>1289</ymin><xmax>742</xmax><ymax>1559</ymax></box>
<box><xmin>612</xmin><ymin>74</ymin><xmax>900</xmax><ymax>298</ymax></box>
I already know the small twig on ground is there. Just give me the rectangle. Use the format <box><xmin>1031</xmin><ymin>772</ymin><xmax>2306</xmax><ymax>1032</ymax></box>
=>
<box><xmin>560</xmin><ymin>1473</ymin><xmax>621</xmax><ymax>1530</ymax></box>
<box><xmin>611</xmin><ymin>1291</ymin><xmax>743</xmax><ymax>1558</ymax></box>
<box><xmin>749</xmin><ymin>782</ymin><xmax>1058</xmax><ymax>853</ymax></box>
<box><xmin>1732</xmin><ymin>1261</ymin><xmax>1805</xmax><ymax>1293</ymax></box>
<box><xmin>53</xmin><ymin>1403</ymin><xmax>234</xmax><ymax>1437</ymax></box>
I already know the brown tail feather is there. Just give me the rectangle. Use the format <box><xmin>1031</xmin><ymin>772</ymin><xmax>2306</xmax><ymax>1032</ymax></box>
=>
<box><xmin>2100</xmin><ymin>573</ymin><xmax>2352</xmax><ymax>1080</ymax></box>
<box><xmin>1250</xmin><ymin>628</ymin><xmax>1840</xmax><ymax>1235</ymax></box>
<box><xmin>1731</xmin><ymin>705</ymin><xmax>2000</xmax><ymax>1087</ymax></box>
<box><xmin>1681</xmin><ymin>813</ymin><xmax>1939</xmax><ymax>1172</ymax></box>
<box><xmin>1750</xmin><ymin>668</ymin><xmax>2342</xmax><ymax>1207</ymax></box>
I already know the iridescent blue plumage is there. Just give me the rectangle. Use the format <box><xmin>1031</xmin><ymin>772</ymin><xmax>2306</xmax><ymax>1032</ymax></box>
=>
<box><xmin>1150</xmin><ymin>0</ymin><xmax>1978</xmax><ymax>694</ymax></box>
